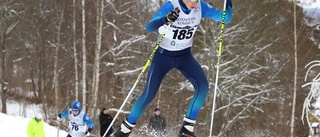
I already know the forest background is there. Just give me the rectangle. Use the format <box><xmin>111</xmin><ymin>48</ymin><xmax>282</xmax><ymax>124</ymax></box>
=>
<box><xmin>1</xmin><ymin>0</ymin><xmax>320</xmax><ymax>136</ymax></box>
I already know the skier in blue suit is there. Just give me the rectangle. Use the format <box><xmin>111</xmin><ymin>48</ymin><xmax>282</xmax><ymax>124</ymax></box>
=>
<box><xmin>57</xmin><ymin>100</ymin><xmax>95</xmax><ymax>137</ymax></box>
<box><xmin>113</xmin><ymin>0</ymin><xmax>232</xmax><ymax>136</ymax></box>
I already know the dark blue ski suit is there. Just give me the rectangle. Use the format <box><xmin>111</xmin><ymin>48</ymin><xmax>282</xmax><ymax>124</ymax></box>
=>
<box><xmin>127</xmin><ymin>0</ymin><xmax>233</xmax><ymax>124</ymax></box>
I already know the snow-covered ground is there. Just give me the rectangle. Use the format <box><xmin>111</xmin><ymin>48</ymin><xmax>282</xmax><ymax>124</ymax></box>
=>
<box><xmin>298</xmin><ymin>0</ymin><xmax>320</xmax><ymax>23</ymax></box>
<box><xmin>0</xmin><ymin>100</ymin><xmax>68</xmax><ymax>137</ymax></box>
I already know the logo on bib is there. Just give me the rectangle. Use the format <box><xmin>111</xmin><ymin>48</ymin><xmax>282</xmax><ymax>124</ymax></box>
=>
<box><xmin>170</xmin><ymin>41</ymin><xmax>176</xmax><ymax>47</ymax></box>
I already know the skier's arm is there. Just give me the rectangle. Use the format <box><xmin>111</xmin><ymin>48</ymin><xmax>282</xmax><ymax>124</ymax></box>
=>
<box><xmin>83</xmin><ymin>114</ymin><xmax>95</xmax><ymax>132</ymax></box>
<box><xmin>146</xmin><ymin>2</ymin><xmax>174</xmax><ymax>32</ymax></box>
<box><xmin>58</xmin><ymin>109</ymin><xmax>69</xmax><ymax>118</ymax></box>
<box><xmin>201</xmin><ymin>0</ymin><xmax>232</xmax><ymax>24</ymax></box>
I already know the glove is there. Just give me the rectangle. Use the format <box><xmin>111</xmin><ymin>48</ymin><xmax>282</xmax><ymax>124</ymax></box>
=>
<box><xmin>57</xmin><ymin>114</ymin><xmax>62</xmax><ymax>121</ymax></box>
<box><xmin>166</xmin><ymin>8</ymin><xmax>180</xmax><ymax>23</ymax></box>
<box><xmin>85</xmin><ymin>126</ymin><xmax>93</xmax><ymax>136</ymax></box>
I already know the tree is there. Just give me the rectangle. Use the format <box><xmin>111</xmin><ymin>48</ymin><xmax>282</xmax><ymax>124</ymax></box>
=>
<box><xmin>291</xmin><ymin>0</ymin><xmax>298</xmax><ymax>136</ymax></box>
<box><xmin>73</xmin><ymin>0</ymin><xmax>79</xmax><ymax>101</ymax></box>
<box><xmin>0</xmin><ymin>0</ymin><xmax>21</xmax><ymax>114</ymax></box>
<box><xmin>53</xmin><ymin>1</ymin><xmax>65</xmax><ymax>113</ymax></box>
<box><xmin>302</xmin><ymin>60</ymin><xmax>320</xmax><ymax>134</ymax></box>
<box><xmin>0</xmin><ymin>0</ymin><xmax>318</xmax><ymax>136</ymax></box>
<box><xmin>81</xmin><ymin>0</ymin><xmax>87</xmax><ymax>112</ymax></box>
<box><xmin>90</xmin><ymin>0</ymin><xmax>104</xmax><ymax>117</ymax></box>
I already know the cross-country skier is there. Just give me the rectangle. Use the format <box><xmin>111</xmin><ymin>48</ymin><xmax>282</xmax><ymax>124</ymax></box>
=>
<box><xmin>57</xmin><ymin>100</ymin><xmax>95</xmax><ymax>137</ymax></box>
<box><xmin>113</xmin><ymin>0</ymin><xmax>232</xmax><ymax>136</ymax></box>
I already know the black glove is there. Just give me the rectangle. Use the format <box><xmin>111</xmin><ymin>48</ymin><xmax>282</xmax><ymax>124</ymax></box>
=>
<box><xmin>166</xmin><ymin>8</ymin><xmax>180</xmax><ymax>23</ymax></box>
<box><xmin>85</xmin><ymin>126</ymin><xmax>93</xmax><ymax>135</ymax></box>
<box><xmin>88</xmin><ymin>126</ymin><xmax>93</xmax><ymax>132</ymax></box>
<box><xmin>57</xmin><ymin>114</ymin><xmax>62</xmax><ymax>121</ymax></box>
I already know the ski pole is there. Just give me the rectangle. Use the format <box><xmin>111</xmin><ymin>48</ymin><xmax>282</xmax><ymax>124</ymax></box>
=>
<box><xmin>103</xmin><ymin>24</ymin><xmax>172</xmax><ymax>137</ymax></box>
<box><xmin>56</xmin><ymin>121</ymin><xmax>60</xmax><ymax>137</ymax></box>
<box><xmin>209</xmin><ymin>0</ymin><xmax>227</xmax><ymax>136</ymax></box>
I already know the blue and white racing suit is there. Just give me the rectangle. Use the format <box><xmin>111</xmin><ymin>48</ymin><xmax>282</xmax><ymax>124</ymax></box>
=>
<box><xmin>127</xmin><ymin>0</ymin><xmax>232</xmax><ymax>124</ymax></box>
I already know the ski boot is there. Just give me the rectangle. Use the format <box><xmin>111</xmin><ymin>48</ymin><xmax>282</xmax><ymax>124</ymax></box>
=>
<box><xmin>178</xmin><ymin>117</ymin><xmax>197</xmax><ymax>137</ymax></box>
<box><xmin>111</xmin><ymin>119</ymin><xmax>135</xmax><ymax>137</ymax></box>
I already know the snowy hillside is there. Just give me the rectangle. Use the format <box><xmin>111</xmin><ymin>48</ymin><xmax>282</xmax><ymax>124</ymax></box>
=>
<box><xmin>298</xmin><ymin>0</ymin><xmax>320</xmax><ymax>49</ymax></box>
<box><xmin>0</xmin><ymin>113</ymin><xmax>68</xmax><ymax>137</ymax></box>
<box><xmin>0</xmin><ymin>100</ymin><xmax>68</xmax><ymax>137</ymax></box>
<box><xmin>298</xmin><ymin>0</ymin><xmax>320</xmax><ymax>22</ymax></box>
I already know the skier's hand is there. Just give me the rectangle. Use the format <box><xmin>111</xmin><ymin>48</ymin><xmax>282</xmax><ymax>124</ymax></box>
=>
<box><xmin>85</xmin><ymin>126</ymin><xmax>93</xmax><ymax>136</ymax></box>
<box><xmin>166</xmin><ymin>8</ymin><xmax>180</xmax><ymax>23</ymax></box>
<box><xmin>87</xmin><ymin>126</ymin><xmax>93</xmax><ymax>132</ymax></box>
<box><xmin>56</xmin><ymin>114</ymin><xmax>62</xmax><ymax>121</ymax></box>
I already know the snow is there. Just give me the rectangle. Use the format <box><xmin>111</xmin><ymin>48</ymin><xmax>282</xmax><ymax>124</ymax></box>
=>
<box><xmin>312</xmin><ymin>122</ymin><xmax>320</xmax><ymax>127</ymax></box>
<box><xmin>298</xmin><ymin>0</ymin><xmax>320</xmax><ymax>22</ymax></box>
<box><xmin>0</xmin><ymin>101</ymin><xmax>68</xmax><ymax>137</ymax></box>
<box><xmin>302</xmin><ymin>61</ymin><xmax>320</xmax><ymax>137</ymax></box>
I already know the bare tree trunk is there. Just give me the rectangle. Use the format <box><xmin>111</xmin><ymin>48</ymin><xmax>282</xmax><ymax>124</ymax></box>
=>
<box><xmin>290</xmin><ymin>1</ymin><xmax>297</xmax><ymax>136</ymax></box>
<box><xmin>90</xmin><ymin>0</ymin><xmax>104</xmax><ymax>117</ymax></box>
<box><xmin>0</xmin><ymin>4</ymin><xmax>16</xmax><ymax>114</ymax></box>
<box><xmin>53</xmin><ymin>3</ymin><xmax>65</xmax><ymax>113</ymax></box>
<box><xmin>73</xmin><ymin>0</ymin><xmax>79</xmax><ymax>101</ymax></box>
<box><xmin>0</xmin><ymin>4</ymin><xmax>5</xmax><ymax>113</ymax></box>
<box><xmin>38</xmin><ymin>48</ymin><xmax>45</xmax><ymax>103</ymax></box>
<box><xmin>0</xmin><ymin>24</ymin><xmax>6</xmax><ymax>114</ymax></box>
<box><xmin>82</xmin><ymin>0</ymin><xmax>87</xmax><ymax>112</ymax></box>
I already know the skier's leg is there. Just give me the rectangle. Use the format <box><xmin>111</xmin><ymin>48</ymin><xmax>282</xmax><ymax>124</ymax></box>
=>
<box><xmin>178</xmin><ymin>53</ymin><xmax>209</xmax><ymax>119</ymax></box>
<box><xmin>177</xmin><ymin>53</ymin><xmax>209</xmax><ymax>137</ymax></box>
<box><xmin>127</xmin><ymin>50</ymin><xmax>174</xmax><ymax>123</ymax></box>
<box><xmin>113</xmin><ymin>49</ymin><xmax>174</xmax><ymax>137</ymax></box>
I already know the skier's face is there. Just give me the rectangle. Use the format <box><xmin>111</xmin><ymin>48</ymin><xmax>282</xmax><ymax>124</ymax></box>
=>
<box><xmin>36</xmin><ymin>118</ymin><xmax>42</xmax><ymax>122</ymax></box>
<box><xmin>72</xmin><ymin>110</ymin><xmax>79</xmax><ymax>115</ymax></box>
<box><xmin>183</xmin><ymin>0</ymin><xmax>199</xmax><ymax>10</ymax></box>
